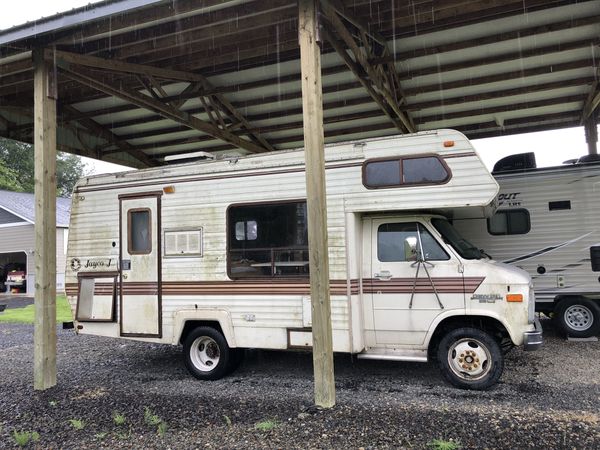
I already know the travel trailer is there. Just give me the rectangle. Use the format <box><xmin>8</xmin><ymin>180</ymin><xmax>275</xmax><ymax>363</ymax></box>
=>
<box><xmin>454</xmin><ymin>153</ymin><xmax>600</xmax><ymax>338</ymax></box>
<box><xmin>65</xmin><ymin>130</ymin><xmax>542</xmax><ymax>390</ymax></box>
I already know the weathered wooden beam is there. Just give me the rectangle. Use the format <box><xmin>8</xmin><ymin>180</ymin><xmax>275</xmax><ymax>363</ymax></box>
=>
<box><xmin>299</xmin><ymin>0</ymin><xmax>335</xmax><ymax>409</ymax></box>
<box><xmin>61</xmin><ymin>104</ymin><xmax>157</xmax><ymax>168</ymax></box>
<box><xmin>58</xmin><ymin>65</ymin><xmax>269</xmax><ymax>154</ymax></box>
<box><xmin>581</xmin><ymin>67</ymin><xmax>600</xmax><ymax>123</ymax></box>
<box><xmin>48</xmin><ymin>49</ymin><xmax>208</xmax><ymax>83</ymax></box>
<box><xmin>32</xmin><ymin>48</ymin><xmax>57</xmax><ymax>391</ymax></box>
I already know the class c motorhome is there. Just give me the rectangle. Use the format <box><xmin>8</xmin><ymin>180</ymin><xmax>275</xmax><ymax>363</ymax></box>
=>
<box><xmin>454</xmin><ymin>152</ymin><xmax>600</xmax><ymax>338</ymax></box>
<box><xmin>65</xmin><ymin>130</ymin><xmax>542</xmax><ymax>390</ymax></box>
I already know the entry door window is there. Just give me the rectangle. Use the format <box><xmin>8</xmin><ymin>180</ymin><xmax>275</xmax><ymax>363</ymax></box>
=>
<box><xmin>377</xmin><ymin>222</ymin><xmax>449</xmax><ymax>262</ymax></box>
<box><xmin>128</xmin><ymin>209</ymin><xmax>152</xmax><ymax>254</ymax></box>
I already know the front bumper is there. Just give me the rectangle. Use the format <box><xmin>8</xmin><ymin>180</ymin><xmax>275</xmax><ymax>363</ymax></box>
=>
<box><xmin>523</xmin><ymin>318</ymin><xmax>543</xmax><ymax>351</ymax></box>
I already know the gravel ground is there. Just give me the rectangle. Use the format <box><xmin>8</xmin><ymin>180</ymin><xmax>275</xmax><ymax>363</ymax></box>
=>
<box><xmin>0</xmin><ymin>319</ymin><xmax>599</xmax><ymax>449</ymax></box>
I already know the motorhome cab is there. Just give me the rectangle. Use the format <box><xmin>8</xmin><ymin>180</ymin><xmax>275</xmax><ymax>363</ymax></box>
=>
<box><xmin>66</xmin><ymin>130</ymin><xmax>542</xmax><ymax>390</ymax></box>
<box><xmin>455</xmin><ymin>153</ymin><xmax>600</xmax><ymax>338</ymax></box>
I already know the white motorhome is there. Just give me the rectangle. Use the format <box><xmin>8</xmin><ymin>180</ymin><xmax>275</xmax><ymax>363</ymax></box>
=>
<box><xmin>455</xmin><ymin>153</ymin><xmax>600</xmax><ymax>338</ymax></box>
<box><xmin>65</xmin><ymin>130</ymin><xmax>541</xmax><ymax>390</ymax></box>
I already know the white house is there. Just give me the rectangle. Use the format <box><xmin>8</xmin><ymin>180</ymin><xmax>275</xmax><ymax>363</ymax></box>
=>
<box><xmin>0</xmin><ymin>190</ymin><xmax>70</xmax><ymax>295</ymax></box>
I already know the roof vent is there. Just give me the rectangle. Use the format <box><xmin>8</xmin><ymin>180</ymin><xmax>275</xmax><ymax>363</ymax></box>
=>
<box><xmin>492</xmin><ymin>152</ymin><xmax>536</xmax><ymax>174</ymax></box>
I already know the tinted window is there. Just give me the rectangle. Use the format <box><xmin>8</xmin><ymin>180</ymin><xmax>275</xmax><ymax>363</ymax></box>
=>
<box><xmin>228</xmin><ymin>201</ymin><xmax>309</xmax><ymax>278</ymax></box>
<box><xmin>365</xmin><ymin>160</ymin><xmax>401</xmax><ymax>186</ymax></box>
<box><xmin>378</xmin><ymin>222</ymin><xmax>449</xmax><ymax>262</ymax></box>
<box><xmin>488</xmin><ymin>209</ymin><xmax>530</xmax><ymax>235</ymax></box>
<box><xmin>129</xmin><ymin>209</ymin><xmax>151</xmax><ymax>254</ymax></box>
<box><xmin>403</xmin><ymin>157</ymin><xmax>449</xmax><ymax>184</ymax></box>
<box><xmin>363</xmin><ymin>155</ymin><xmax>450</xmax><ymax>188</ymax></box>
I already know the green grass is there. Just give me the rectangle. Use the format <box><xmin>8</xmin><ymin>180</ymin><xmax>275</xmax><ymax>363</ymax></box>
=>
<box><xmin>0</xmin><ymin>294</ymin><xmax>72</xmax><ymax>324</ymax></box>
<box><xmin>68</xmin><ymin>419</ymin><xmax>85</xmax><ymax>430</ymax></box>
<box><xmin>427</xmin><ymin>439</ymin><xmax>462</xmax><ymax>450</ymax></box>
<box><xmin>254</xmin><ymin>419</ymin><xmax>278</xmax><ymax>432</ymax></box>
<box><xmin>12</xmin><ymin>431</ymin><xmax>40</xmax><ymax>447</ymax></box>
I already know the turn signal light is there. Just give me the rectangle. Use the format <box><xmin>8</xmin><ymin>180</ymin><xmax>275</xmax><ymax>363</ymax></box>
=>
<box><xmin>443</xmin><ymin>140</ymin><xmax>455</xmax><ymax>147</ymax></box>
<box><xmin>506</xmin><ymin>294</ymin><xmax>523</xmax><ymax>302</ymax></box>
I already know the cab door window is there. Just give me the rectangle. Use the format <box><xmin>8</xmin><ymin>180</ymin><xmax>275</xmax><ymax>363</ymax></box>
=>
<box><xmin>377</xmin><ymin>222</ymin><xmax>449</xmax><ymax>262</ymax></box>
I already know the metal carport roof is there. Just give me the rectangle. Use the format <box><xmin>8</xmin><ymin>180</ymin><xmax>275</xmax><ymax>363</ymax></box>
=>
<box><xmin>0</xmin><ymin>0</ymin><xmax>598</xmax><ymax>169</ymax></box>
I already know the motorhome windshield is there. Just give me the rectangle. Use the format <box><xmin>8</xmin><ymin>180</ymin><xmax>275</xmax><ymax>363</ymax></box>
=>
<box><xmin>431</xmin><ymin>218</ymin><xmax>483</xmax><ymax>260</ymax></box>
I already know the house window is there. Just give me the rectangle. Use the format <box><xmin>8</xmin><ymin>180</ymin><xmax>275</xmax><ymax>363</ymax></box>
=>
<box><xmin>228</xmin><ymin>201</ymin><xmax>309</xmax><ymax>278</ymax></box>
<box><xmin>487</xmin><ymin>209</ymin><xmax>530</xmax><ymax>235</ymax></box>
<box><xmin>363</xmin><ymin>155</ymin><xmax>450</xmax><ymax>188</ymax></box>
<box><xmin>377</xmin><ymin>222</ymin><xmax>449</xmax><ymax>262</ymax></box>
<box><xmin>128</xmin><ymin>209</ymin><xmax>152</xmax><ymax>254</ymax></box>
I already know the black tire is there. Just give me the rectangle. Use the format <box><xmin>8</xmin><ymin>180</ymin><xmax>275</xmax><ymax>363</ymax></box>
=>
<box><xmin>436</xmin><ymin>327</ymin><xmax>504</xmax><ymax>390</ymax></box>
<box><xmin>183</xmin><ymin>327</ymin><xmax>231</xmax><ymax>380</ymax></box>
<box><xmin>554</xmin><ymin>298</ymin><xmax>600</xmax><ymax>338</ymax></box>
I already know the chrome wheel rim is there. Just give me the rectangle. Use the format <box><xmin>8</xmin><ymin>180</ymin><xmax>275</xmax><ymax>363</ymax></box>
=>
<box><xmin>448</xmin><ymin>338</ymin><xmax>492</xmax><ymax>381</ymax></box>
<box><xmin>564</xmin><ymin>304</ymin><xmax>594</xmax><ymax>331</ymax></box>
<box><xmin>190</xmin><ymin>336</ymin><xmax>220</xmax><ymax>372</ymax></box>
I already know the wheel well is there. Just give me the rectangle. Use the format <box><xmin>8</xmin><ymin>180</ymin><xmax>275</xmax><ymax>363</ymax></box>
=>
<box><xmin>428</xmin><ymin>315</ymin><xmax>511</xmax><ymax>357</ymax></box>
<box><xmin>179</xmin><ymin>320</ymin><xmax>224</xmax><ymax>345</ymax></box>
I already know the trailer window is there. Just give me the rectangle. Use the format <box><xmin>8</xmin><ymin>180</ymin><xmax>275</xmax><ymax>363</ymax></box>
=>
<box><xmin>363</xmin><ymin>155</ymin><xmax>450</xmax><ymax>188</ymax></box>
<box><xmin>487</xmin><ymin>209</ymin><xmax>530</xmax><ymax>235</ymax></box>
<box><xmin>378</xmin><ymin>222</ymin><xmax>449</xmax><ymax>262</ymax></box>
<box><xmin>228</xmin><ymin>201</ymin><xmax>309</xmax><ymax>278</ymax></box>
<box><xmin>128</xmin><ymin>209</ymin><xmax>152</xmax><ymax>254</ymax></box>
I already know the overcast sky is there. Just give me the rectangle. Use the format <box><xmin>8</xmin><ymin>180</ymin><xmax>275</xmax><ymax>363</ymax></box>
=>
<box><xmin>1</xmin><ymin>1</ymin><xmax>593</xmax><ymax>174</ymax></box>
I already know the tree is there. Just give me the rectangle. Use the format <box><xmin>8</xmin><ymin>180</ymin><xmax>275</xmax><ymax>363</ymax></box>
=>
<box><xmin>0</xmin><ymin>138</ymin><xmax>88</xmax><ymax>197</ymax></box>
<box><xmin>0</xmin><ymin>163</ymin><xmax>23</xmax><ymax>192</ymax></box>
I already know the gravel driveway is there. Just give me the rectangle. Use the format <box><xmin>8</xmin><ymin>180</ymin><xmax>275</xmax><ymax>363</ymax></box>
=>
<box><xmin>0</xmin><ymin>320</ymin><xmax>599</xmax><ymax>449</ymax></box>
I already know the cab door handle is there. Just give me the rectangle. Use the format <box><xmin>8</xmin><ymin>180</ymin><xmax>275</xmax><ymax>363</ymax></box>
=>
<box><xmin>374</xmin><ymin>270</ymin><xmax>392</xmax><ymax>280</ymax></box>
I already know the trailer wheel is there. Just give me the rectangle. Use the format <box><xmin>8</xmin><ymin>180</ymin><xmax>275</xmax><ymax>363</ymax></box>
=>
<box><xmin>437</xmin><ymin>327</ymin><xmax>504</xmax><ymax>390</ymax></box>
<box><xmin>555</xmin><ymin>299</ymin><xmax>600</xmax><ymax>338</ymax></box>
<box><xmin>183</xmin><ymin>327</ymin><xmax>231</xmax><ymax>380</ymax></box>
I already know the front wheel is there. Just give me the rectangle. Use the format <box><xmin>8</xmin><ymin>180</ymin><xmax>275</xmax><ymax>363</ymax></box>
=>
<box><xmin>555</xmin><ymin>298</ymin><xmax>600</xmax><ymax>338</ymax></box>
<box><xmin>437</xmin><ymin>327</ymin><xmax>504</xmax><ymax>390</ymax></box>
<box><xmin>183</xmin><ymin>327</ymin><xmax>231</xmax><ymax>380</ymax></box>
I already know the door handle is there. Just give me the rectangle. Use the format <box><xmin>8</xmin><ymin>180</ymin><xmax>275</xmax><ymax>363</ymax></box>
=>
<box><xmin>374</xmin><ymin>270</ymin><xmax>392</xmax><ymax>280</ymax></box>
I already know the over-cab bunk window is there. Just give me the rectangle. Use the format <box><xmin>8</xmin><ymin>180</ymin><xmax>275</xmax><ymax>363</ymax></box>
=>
<box><xmin>362</xmin><ymin>155</ymin><xmax>450</xmax><ymax>188</ymax></box>
<box><xmin>227</xmin><ymin>201</ymin><xmax>309</xmax><ymax>278</ymax></box>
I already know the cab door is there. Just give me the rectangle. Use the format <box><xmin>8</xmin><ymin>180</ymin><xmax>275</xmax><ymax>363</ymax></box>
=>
<box><xmin>365</xmin><ymin>218</ymin><xmax>464</xmax><ymax>346</ymax></box>
<box><xmin>119</xmin><ymin>193</ymin><xmax>162</xmax><ymax>337</ymax></box>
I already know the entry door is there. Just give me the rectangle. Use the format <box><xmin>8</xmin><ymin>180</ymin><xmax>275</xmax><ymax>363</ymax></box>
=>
<box><xmin>119</xmin><ymin>194</ymin><xmax>161</xmax><ymax>337</ymax></box>
<box><xmin>366</xmin><ymin>218</ymin><xmax>464</xmax><ymax>346</ymax></box>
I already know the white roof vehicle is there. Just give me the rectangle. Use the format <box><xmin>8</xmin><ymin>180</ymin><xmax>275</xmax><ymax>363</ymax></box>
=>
<box><xmin>66</xmin><ymin>129</ymin><xmax>542</xmax><ymax>390</ymax></box>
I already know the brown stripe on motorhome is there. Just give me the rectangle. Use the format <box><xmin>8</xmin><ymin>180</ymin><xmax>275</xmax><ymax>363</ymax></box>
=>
<box><xmin>76</xmin><ymin>152</ymin><xmax>474</xmax><ymax>193</ymax></box>
<box><xmin>65</xmin><ymin>278</ymin><xmax>483</xmax><ymax>296</ymax></box>
<box><xmin>76</xmin><ymin>161</ymin><xmax>364</xmax><ymax>193</ymax></box>
<box><xmin>364</xmin><ymin>277</ymin><xmax>484</xmax><ymax>294</ymax></box>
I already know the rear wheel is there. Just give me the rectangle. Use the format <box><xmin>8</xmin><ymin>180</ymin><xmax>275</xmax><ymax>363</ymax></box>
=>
<box><xmin>555</xmin><ymin>298</ymin><xmax>600</xmax><ymax>338</ymax></box>
<box><xmin>437</xmin><ymin>327</ymin><xmax>504</xmax><ymax>390</ymax></box>
<box><xmin>183</xmin><ymin>327</ymin><xmax>231</xmax><ymax>380</ymax></box>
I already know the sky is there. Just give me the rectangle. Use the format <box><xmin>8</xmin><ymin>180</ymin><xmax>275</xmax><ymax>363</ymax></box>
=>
<box><xmin>0</xmin><ymin>1</ymin><xmax>593</xmax><ymax>175</ymax></box>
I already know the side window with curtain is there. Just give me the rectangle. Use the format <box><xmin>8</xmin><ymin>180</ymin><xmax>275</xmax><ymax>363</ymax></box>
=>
<box><xmin>487</xmin><ymin>209</ymin><xmax>530</xmax><ymax>235</ymax></box>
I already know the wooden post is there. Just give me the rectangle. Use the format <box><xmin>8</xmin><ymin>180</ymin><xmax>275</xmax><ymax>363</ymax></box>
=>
<box><xmin>298</xmin><ymin>0</ymin><xmax>335</xmax><ymax>408</ymax></box>
<box><xmin>584</xmin><ymin>114</ymin><xmax>598</xmax><ymax>156</ymax></box>
<box><xmin>33</xmin><ymin>47</ymin><xmax>57</xmax><ymax>390</ymax></box>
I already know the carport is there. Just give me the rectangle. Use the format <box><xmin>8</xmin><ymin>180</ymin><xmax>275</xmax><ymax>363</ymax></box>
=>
<box><xmin>0</xmin><ymin>0</ymin><xmax>598</xmax><ymax>405</ymax></box>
